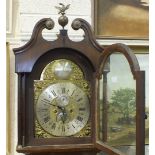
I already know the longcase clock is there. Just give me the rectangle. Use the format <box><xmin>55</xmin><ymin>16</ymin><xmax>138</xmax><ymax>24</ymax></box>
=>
<box><xmin>13</xmin><ymin>4</ymin><xmax>146</xmax><ymax>155</ymax></box>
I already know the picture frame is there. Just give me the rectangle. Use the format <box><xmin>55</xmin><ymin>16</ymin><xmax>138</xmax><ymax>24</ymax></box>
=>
<box><xmin>94</xmin><ymin>0</ymin><xmax>149</xmax><ymax>40</ymax></box>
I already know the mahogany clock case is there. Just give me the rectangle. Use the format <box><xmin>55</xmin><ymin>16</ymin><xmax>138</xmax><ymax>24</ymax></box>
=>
<box><xmin>22</xmin><ymin>48</ymin><xmax>95</xmax><ymax>146</ymax></box>
<box><xmin>13</xmin><ymin>17</ymin><xmax>145</xmax><ymax>155</ymax></box>
<box><xmin>14</xmin><ymin>18</ymin><xmax>104</xmax><ymax>154</ymax></box>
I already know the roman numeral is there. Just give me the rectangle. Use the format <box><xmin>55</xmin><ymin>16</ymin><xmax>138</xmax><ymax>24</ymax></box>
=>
<box><xmin>48</xmin><ymin>95</ymin><xmax>52</xmax><ymax>99</ymax></box>
<box><xmin>72</xmin><ymin>124</ymin><xmax>75</xmax><ymax>128</ymax></box>
<box><xmin>62</xmin><ymin>87</ymin><xmax>65</xmax><ymax>94</ymax></box>
<box><xmin>51</xmin><ymin>123</ymin><xmax>56</xmax><ymax>130</ymax></box>
<box><xmin>77</xmin><ymin>116</ymin><xmax>83</xmax><ymax>122</ymax></box>
<box><xmin>43</xmin><ymin>116</ymin><xmax>50</xmax><ymax>123</ymax></box>
<box><xmin>38</xmin><ymin>108</ymin><xmax>48</xmax><ymax>112</ymax></box>
<box><xmin>62</xmin><ymin>125</ymin><xmax>65</xmax><ymax>132</ymax></box>
<box><xmin>71</xmin><ymin>90</ymin><xmax>75</xmax><ymax>96</ymax></box>
<box><xmin>42</xmin><ymin>98</ymin><xmax>50</xmax><ymax>103</ymax></box>
<box><xmin>79</xmin><ymin>107</ymin><xmax>86</xmax><ymax>111</ymax></box>
<box><xmin>51</xmin><ymin>90</ymin><xmax>57</xmax><ymax>96</ymax></box>
<box><xmin>77</xmin><ymin>98</ymin><xmax>83</xmax><ymax>102</ymax></box>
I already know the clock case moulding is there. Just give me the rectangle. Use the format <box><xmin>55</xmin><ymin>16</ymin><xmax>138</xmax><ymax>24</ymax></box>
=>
<box><xmin>13</xmin><ymin>17</ymin><xmax>145</xmax><ymax>155</ymax></box>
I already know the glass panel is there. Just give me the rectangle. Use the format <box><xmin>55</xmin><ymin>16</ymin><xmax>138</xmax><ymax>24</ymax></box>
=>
<box><xmin>98</xmin><ymin>58</ymin><xmax>110</xmax><ymax>142</ymax></box>
<box><xmin>98</xmin><ymin>53</ymin><xmax>136</xmax><ymax>155</ymax></box>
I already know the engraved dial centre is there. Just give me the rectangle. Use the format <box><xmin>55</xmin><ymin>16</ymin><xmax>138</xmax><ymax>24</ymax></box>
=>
<box><xmin>56</xmin><ymin>94</ymin><xmax>70</xmax><ymax>106</ymax></box>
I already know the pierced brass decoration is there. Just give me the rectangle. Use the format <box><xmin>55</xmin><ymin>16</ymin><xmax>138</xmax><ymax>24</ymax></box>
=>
<box><xmin>34</xmin><ymin>59</ymin><xmax>91</xmax><ymax>138</ymax></box>
<box><xmin>35</xmin><ymin>120</ymin><xmax>91</xmax><ymax>138</ymax></box>
<box><xmin>76</xmin><ymin>123</ymin><xmax>91</xmax><ymax>137</ymax></box>
<box><xmin>35</xmin><ymin>120</ymin><xmax>50</xmax><ymax>138</ymax></box>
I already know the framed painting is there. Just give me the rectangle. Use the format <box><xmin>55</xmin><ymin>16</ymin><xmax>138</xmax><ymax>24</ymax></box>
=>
<box><xmin>94</xmin><ymin>0</ymin><xmax>149</xmax><ymax>39</ymax></box>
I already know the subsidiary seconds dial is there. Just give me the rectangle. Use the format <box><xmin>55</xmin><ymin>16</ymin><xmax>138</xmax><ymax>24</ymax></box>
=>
<box><xmin>36</xmin><ymin>82</ymin><xmax>90</xmax><ymax>136</ymax></box>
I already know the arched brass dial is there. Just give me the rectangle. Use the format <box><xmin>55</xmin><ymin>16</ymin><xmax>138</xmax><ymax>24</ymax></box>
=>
<box><xmin>36</xmin><ymin>82</ymin><xmax>90</xmax><ymax>137</ymax></box>
<box><xmin>53</xmin><ymin>60</ymin><xmax>72</xmax><ymax>79</ymax></box>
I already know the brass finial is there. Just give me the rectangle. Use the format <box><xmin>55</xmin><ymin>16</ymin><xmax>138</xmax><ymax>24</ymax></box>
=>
<box><xmin>55</xmin><ymin>3</ymin><xmax>70</xmax><ymax>29</ymax></box>
<box><xmin>55</xmin><ymin>3</ymin><xmax>70</xmax><ymax>15</ymax></box>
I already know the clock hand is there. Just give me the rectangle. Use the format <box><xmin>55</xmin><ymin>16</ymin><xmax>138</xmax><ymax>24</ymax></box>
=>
<box><xmin>61</xmin><ymin>107</ymin><xmax>68</xmax><ymax>123</ymax></box>
<box><xmin>47</xmin><ymin>102</ymin><xmax>64</xmax><ymax>110</ymax></box>
<box><xmin>55</xmin><ymin>104</ymin><xmax>64</xmax><ymax>110</ymax></box>
<box><xmin>56</xmin><ymin>107</ymin><xmax>67</xmax><ymax>123</ymax></box>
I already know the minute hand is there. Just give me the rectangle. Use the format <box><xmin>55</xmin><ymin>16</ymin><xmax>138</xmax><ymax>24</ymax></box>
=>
<box><xmin>48</xmin><ymin>102</ymin><xmax>64</xmax><ymax>110</ymax></box>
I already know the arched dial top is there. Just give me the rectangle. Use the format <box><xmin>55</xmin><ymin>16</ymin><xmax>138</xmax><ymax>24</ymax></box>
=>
<box><xmin>40</xmin><ymin>59</ymin><xmax>84</xmax><ymax>80</ymax></box>
<box><xmin>53</xmin><ymin>60</ymin><xmax>72</xmax><ymax>79</ymax></box>
<box><xmin>36</xmin><ymin>82</ymin><xmax>90</xmax><ymax>137</ymax></box>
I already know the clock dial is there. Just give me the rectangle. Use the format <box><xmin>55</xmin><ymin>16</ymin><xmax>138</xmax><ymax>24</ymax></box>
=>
<box><xmin>53</xmin><ymin>60</ymin><xmax>72</xmax><ymax>79</ymax></box>
<box><xmin>36</xmin><ymin>82</ymin><xmax>90</xmax><ymax>136</ymax></box>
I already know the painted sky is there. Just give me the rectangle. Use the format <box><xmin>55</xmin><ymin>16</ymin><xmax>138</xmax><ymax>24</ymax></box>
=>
<box><xmin>99</xmin><ymin>54</ymin><xmax>149</xmax><ymax>107</ymax></box>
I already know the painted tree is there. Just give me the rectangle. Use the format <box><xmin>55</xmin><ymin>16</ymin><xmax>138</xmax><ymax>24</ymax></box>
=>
<box><xmin>110</xmin><ymin>88</ymin><xmax>136</xmax><ymax>124</ymax></box>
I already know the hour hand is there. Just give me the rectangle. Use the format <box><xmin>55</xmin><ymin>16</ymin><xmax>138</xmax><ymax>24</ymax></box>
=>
<box><xmin>49</xmin><ymin>102</ymin><xmax>63</xmax><ymax>110</ymax></box>
<box><xmin>56</xmin><ymin>104</ymin><xmax>64</xmax><ymax>110</ymax></box>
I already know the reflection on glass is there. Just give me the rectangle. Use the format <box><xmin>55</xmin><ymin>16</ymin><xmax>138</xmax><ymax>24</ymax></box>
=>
<box><xmin>98</xmin><ymin>53</ymin><xmax>149</xmax><ymax>155</ymax></box>
<box><xmin>98</xmin><ymin>53</ymin><xmax>136</xmax><ymax>155</ymax></box>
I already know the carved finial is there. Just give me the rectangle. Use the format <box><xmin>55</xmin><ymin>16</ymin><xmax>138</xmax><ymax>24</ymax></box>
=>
<box><xmin>55</xmin><ymin>3</ymin><xmax>70</xmax><ymax>29</ymax></box>
<box><xmin>45</xmin><ymin>19</ymin><xmax>55</xmax><ymax>30</ymax></box>
<box><xmin>55</xmin><ymin>3</ymin><xmax>70</xmax><ymax>15</ymax></box>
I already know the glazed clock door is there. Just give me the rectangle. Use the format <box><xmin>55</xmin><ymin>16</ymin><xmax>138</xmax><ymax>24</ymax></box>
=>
<box><xmin>95</xmin><ymin>44</ymin><xmax>145</xmax><ymax>155</ymax></box>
